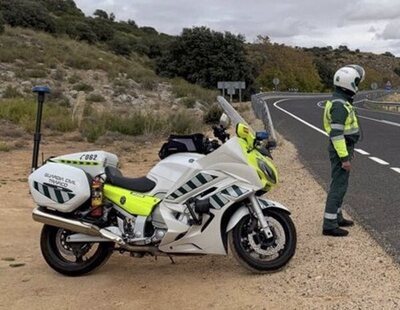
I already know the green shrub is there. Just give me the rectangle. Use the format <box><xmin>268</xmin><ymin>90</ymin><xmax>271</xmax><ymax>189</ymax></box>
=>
<box><xmin>73</xmin><ymin>82</ymin><xmax>94</xmax><ymax>92</ymax></box>
<box><xmin>169</xmin><ymin>110</ymin><xmax>202</xmax><ymax>134</ymax></box>
<box><xmin>3</xmin><ymin>85</ymin><xmax>22</xmax><ymax>98</ymax></box>
<box><xmin>203</xmin><ymin>104</ymin><xmax>222</xmax><ymax>124</ymax></box>
<box><xmin>181</xmin><ymin>97</ymin><xmax>196</xmax><ymax>108</ymax></box>
<box><xmin>0</xmin><ymin>142</ymin><xmax>10</xmax><ymax>152</ymax></box>
<box><xmin>140</xmin><ymin>77</ymin><xmax>157</xmax><ymax>91</ymax></box>
<box><xmin>0</xmin><ymin>98</ymin><xmax>76</xmax><ymax>132</ymax></box>
<box><xmin>80</xmin><ymin>121</ymin><xmax>105</xmax><ymax>143</ymax></box>
<box><xmin>68</xmin><ymin>73</ymin><xmax>81</xmax><ymax>84</ymax></box>
<box><xmin>171</xmin><ymin>78</ymin><xmax>217</xmax><ymax>105</ymax></box>
<box><xmin>87</xmin><ymin>93</ymin><xmax>106</xmax><ymax>102</ymax></box>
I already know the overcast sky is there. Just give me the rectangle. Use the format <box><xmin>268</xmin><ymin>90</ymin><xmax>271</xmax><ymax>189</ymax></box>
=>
<box><xmin>75</xmin><ymin>0</ymin><xmax>400</xmax><ymax>56</ymax></box>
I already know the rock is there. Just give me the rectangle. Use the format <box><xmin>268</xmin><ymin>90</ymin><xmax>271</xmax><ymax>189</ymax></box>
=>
<box><xmin>69</xmin><ymin>90</ymin><xmax>79</xmax><ymax>98</ymax></box>
<box><xmin>187</xmin><ymin>108</ymin><xmax>204</xmax><ymax>119</ymax></box>
<box><xmin>195</xmin><ymin>101</ymin><xmax>206</xmax><ymax>109</ymax></box>
<box><xmin>21</xmin><ymin>81</ymin><xmax>32</xmax><ymax>87</ymax></box>
<box><xmin>171</xmin><ymin>104</ymin><xmax>179</xmax><ymax>111</ymax></box>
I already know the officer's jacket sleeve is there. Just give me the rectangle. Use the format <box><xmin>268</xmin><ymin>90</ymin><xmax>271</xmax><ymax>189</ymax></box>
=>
<box><xmin>330</xmin><ymin>101</ymin><xmax>349</xmax><ymax>161</ymax></box>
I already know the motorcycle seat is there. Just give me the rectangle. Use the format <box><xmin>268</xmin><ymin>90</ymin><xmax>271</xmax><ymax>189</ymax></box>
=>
<box><xmin>104</xmin><ymin>166</ymin><xmax>156</xmax><ymax>193</ymax></box>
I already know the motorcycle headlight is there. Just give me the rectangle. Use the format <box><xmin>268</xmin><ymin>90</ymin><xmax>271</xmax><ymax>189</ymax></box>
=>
<box><xmin>257</xmin><ymin>158</ymin><xmax>277</xmax><ymax>185</ymax></box>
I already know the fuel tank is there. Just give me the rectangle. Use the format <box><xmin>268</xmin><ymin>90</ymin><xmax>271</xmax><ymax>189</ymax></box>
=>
<box><xmin>147</xmin><ymin>153</ymin><xmax>203</xmax><ymax>195</ymax></box>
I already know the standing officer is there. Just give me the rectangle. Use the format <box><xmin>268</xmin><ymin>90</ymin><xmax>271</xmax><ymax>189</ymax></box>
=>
<box><xmin>322</xmin><ymin>65</ymin><xmax>365</xmax><ymax>237</ymax></box>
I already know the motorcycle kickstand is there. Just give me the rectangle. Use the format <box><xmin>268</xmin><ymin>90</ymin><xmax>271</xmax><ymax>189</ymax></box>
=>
<box><xmin>168</xmin><ymin>255</ymin><xmax>175</xmax><ymax>264</ymax></box>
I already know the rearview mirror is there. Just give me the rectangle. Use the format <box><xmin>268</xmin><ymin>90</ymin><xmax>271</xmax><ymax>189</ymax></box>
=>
<box><xmin>256</xmin><ymin>131</ymin><xmax>269</xmax><ymax>141</ymax></box>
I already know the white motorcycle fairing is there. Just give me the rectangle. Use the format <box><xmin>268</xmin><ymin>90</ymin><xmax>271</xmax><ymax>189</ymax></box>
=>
<box><xmin>147</xmin><ymin>137</ymin><xmax>290</xmax><ymax>255</ymax></box>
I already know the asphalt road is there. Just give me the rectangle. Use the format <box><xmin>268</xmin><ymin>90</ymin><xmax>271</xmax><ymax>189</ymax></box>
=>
<box><xmin>262</xmin><ymin>94</ymin><xmax>400</xmax><ymax>261</ymax></box>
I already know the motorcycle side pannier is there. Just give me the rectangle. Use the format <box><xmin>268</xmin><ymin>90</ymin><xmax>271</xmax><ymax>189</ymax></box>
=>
<box><xmin>28</xmin><ymin>163</ymin><xmax>91</xmax><ymax>213</ymax></box>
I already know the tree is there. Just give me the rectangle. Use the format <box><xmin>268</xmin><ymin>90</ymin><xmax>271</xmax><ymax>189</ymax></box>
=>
<box><xmin>156</xmin><ymin>26</ymin><xmax>253</xmax><ymax>89</ymax></box>
<box><xmin>88</xmin><ymin>18</ymin><xmax>114</xmax><ymax>41</ymax></box>
<box><xmin>382</xmin><ymin>51</ymin><xmax>395</xmax><ymax>57</ymax></box>
<box><xmin>109</xmin><ymin>13</ymin><xmax>115</xmax><ymax>22</ymax></box>
<box><xmin>66</xmin><ymin>21</ymin><xmax>97</xmax><ymax>43</ymax></box>
<box><xmin>93</xmin><ymin>9</ymin><xmax>108</xmax><ymax>20</ymax></box>
<box><xmin>0</xmin><ymin>12</ymin><xmax>4</xmax><ymax>33</ymax></box>
<box><xmin>127</xmin><ymin>19</ymin><xmax>137</xmax><ymax>28</ymax></box>
<box><xmin>109</xmin><ymin>33</ymin><xmax>134</xmax><ymax>56</ymax></box>
<box><xmin>255</xmin><ymin>35</ymin><xmax>271</xmax><ymax>45</ymax></box>
<box><xmin>42</xmin><ymin>0</ymin><xmax>84</xmax><ymax>17</ymax></box>
<box><xmin>0</xmin><ymin>0</ymin><xmax>56</xmax><ymax>32</ymax></box>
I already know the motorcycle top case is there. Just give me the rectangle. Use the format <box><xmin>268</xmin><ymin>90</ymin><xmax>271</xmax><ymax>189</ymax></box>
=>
<box><xmin>49</xmin><ymin>151</ymin><xmax>119</xmax><ymax>178</ymax></box>
<box><xmin>28</xmin><ymin>163</ymin><xmax>91</xmax><ymax>213</ymax></box>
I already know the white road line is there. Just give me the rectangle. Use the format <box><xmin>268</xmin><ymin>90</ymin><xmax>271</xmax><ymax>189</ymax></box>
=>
<box><xmin>391</xmin><ymin>168</ymin><xmax>400</xmax><ymax>174</ymax></box>
<box><xmin>358</xmin><ymin>115</ymin><xmax>400</xmax><ymax>127</ymax></box>
<box><xmin>273</xmin><ymin>99</ymin><xmax>328</xmax><ymax>136</ymax></box>
<box><xmin>381</xmin><ymin>120</ymin><xmax>400</xmax><ymax>127</ymax></box>
<box><xmin>369</xmin><ymin>157</ymin><xmax>390</xmax><ymax>165</ymax></box>
<box><xmin>355</xmin><ymin>149</ymin><xmax>370</xmax><ymax>155</ymax></box>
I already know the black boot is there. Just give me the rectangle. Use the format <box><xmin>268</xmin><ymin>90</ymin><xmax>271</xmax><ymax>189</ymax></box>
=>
<box><xmin>322</xmin><ymin>227</ymin><xmax>349</xmax><ymax>237</ymax></box>
<box><xmin>338</xmin><ymin>218</ymin><xmax>354</xmax><ymax>227</ymax></box>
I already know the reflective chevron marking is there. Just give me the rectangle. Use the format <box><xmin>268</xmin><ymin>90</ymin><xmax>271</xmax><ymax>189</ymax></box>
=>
<box><xmin>210</xmin><ymin>192</ymin><xmax>229</xmax><ymax>209</ymax></box>
<box><xmin>33</xmin><ymin>181</ymin><xmax>75</xmax><ymax>204</ymax></box>
<box><xmin>221</xmin><ymin>185</ymin><xmax>248</xmax><ymax>198</ymax></box>
<box><xmin>209</xmin><ymin>185</ymin><xmax>249</xmax><ymax>209</ymax></box>
<box><xmin>167</xmin><ymin>173</ymin><xmax>217</xmax><ymax>200</ymax></box>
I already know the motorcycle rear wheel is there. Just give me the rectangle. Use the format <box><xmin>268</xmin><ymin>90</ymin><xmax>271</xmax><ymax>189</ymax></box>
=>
<box><xmin>40</xmin><ymin>225</ymin><xmax>114</xmax><ymax>276</ymax></box>
<box><xmin>228</xmin><ymin>209</ymin><xmax>296</xmax><ymax>273</ymax></box>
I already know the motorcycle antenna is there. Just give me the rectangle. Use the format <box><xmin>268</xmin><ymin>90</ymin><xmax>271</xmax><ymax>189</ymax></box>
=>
<box><xmin>31</xmin><ymin>86</ymin><xmax>51</xmax><ymax>172</ymax></box>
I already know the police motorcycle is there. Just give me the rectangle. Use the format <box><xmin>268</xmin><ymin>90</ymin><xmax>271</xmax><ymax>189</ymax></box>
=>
<box><xmin>29</xmin><ymin>89</ymin><xmax>297</xmax><ymax>276</ymax></box>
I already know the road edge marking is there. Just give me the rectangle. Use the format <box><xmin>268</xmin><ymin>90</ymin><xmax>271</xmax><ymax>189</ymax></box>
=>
<box><xmin>273</xmin><ymin>99</ymin><xmax>328</xmax><ymax>136</ymax></box>
<box><xmin>369</xmin><ymin>157</ymin><xmax>390</xmax><ymax>165</ymax></box>
<box><xmin>355</xmin><ymin>149</ymin><xmax>370</xmax><ymax>155</ymax></box>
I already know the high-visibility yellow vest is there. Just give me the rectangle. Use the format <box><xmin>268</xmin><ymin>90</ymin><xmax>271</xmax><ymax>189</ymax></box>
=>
<box><xmin>323</xmin><ymin>99</ymin><xmax>359</xmax><ymax>159</ymax></box>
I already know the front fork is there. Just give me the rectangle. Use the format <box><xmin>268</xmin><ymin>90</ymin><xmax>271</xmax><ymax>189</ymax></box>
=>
<box><xmin>249</xmin><ymin>195</ymin><xmax>273</xmax><ymax>238</ymax></box>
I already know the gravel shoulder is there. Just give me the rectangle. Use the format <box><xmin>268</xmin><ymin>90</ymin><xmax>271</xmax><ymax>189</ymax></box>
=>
<box><xmin>1</xmin><ymin>131</ymin><xmax>400</xmax><ymax>309</ymax></box>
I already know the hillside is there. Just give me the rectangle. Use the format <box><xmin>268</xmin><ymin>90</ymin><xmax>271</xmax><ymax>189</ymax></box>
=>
<box><xmin>305</xmin><ymin>46</ymin><xmax>400</xmax><ymax>91</ymax></box>
<box><xmin>247</xmin><ymin>39</ymin><xmax>400</xmax><ymax>92</ymax></box>
<box><xmin>0</xmin><ymin>26</ymin><xmax>218</xmax><ymax>151</ymax></box>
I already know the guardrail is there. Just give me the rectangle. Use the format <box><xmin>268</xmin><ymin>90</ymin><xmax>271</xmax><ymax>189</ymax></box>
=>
<box><xmin>364</xmin><ymin>99</ymin><xmax>400</xmax><ymax>113</ymax></box>
<box><xmin>251</xmin><ymin>92</ymin><xmax>329</xmax><ymax>142</ymax></box>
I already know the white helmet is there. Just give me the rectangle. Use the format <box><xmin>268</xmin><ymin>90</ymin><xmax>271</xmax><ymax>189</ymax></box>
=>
<box><xmin>333</xmin><ymin>64</ymin><xmax>365</xmax><ymax>95</ymax></box>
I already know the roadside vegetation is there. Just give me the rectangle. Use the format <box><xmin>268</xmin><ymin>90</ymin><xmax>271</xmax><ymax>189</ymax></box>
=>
<box><xmin>0</xmin><ymin>97</ymin><xmax>203</xmax><ymax>143</ymax></box>
<box><xmin>1</xmin><ymin>0</ymin><xmax>399</xmax><ymax>146</ymax></box>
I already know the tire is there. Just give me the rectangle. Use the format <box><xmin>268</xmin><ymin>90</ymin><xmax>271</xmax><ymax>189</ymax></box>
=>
<box><xmin>40</xmin><ymin>225</ymin><xmax>114</xmax><ymax>276</ymax></box>
<box><xmin>228</xmin><ymin>209</ymin><xmax>296</xmax><ymax>273</ymax></box>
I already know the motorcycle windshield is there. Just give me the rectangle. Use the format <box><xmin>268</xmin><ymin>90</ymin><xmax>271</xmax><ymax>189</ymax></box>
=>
<box><xmin>217</xmin><ymin>96</ymin><xmax>255</xmax><ymax>134</ymax></box>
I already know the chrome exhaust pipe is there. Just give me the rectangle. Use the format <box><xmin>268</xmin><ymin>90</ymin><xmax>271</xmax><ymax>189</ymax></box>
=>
<box><xmin>32</xmin><ymin>207</ymin><xmax>102</xmax><ymax>236</ymax></box>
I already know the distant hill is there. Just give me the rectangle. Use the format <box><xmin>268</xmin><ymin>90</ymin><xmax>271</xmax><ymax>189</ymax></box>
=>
<box><xmin>1</xmin><ymin>0</ymin><xmax>399</xmax><ymax>94</ymax></box>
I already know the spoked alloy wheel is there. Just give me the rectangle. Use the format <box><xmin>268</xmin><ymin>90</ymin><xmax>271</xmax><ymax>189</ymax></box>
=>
<box><xmin>40</xmin><ymin>225</ymin><xmax>114</xmax><ymax>276</ymax></box>
<box><xmin>229</xmin><ymin>209</ymin><xmax>296</xmax><ymax>273</ymax></box>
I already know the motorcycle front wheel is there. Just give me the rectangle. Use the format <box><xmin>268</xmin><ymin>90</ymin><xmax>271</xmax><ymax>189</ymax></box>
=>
<box><xmin>40</xmin><ymin>225</ymin><xmax>114</xmax><ymax>276</ymax></box>
<box><xmin>228</xmin><ymin>209</ymin><xmax>296</xmax><ymax>273</ymax></box>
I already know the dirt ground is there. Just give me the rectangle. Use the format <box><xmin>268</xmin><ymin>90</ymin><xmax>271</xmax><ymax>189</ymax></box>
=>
<box><xmin>1</xmin><ymin>128</ymin><xmax>400</xmax><ymax>310</ymax></box>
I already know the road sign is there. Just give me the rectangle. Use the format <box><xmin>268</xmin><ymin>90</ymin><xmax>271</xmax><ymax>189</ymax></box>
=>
<box><xmin>217</xmin><ymin>81</ymin><xmax>246</xmax><ymax>90</ymax></box>
<box><xmin>217</xmin><ymin>81</ymin><xmax>246</xmax><ymax>102</ymax></box>
<box><xmin>272</xmin><ymin>78</ymin><xmax>280</xmax><ymax>86</ymax></box>
<box><xmin>227</xmin><ymin>86</ymin><xmax>236</xmax><ymax>95</ymax></box>
<box><xmin>385</xmin><ymin>81</ymin><xmax>392</xmax><ymax>91</ymax></box>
